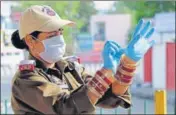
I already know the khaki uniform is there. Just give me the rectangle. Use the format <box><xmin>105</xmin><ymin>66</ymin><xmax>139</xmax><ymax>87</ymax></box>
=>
<box><xmin>11</xmin><ymin>56</ymin><xmax>131</xmax><ymax>114</ymax></box>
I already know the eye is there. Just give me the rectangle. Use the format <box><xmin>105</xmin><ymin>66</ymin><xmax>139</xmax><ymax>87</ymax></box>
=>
<box><xmin>59</xmin><ymin>28</ymin><xmax>64</xmax><ymax>31</ymax></box>
<box><xmin>59</xmin><ymin>28</ymin><xmax>64</xmax><ymax>35</ymax></box>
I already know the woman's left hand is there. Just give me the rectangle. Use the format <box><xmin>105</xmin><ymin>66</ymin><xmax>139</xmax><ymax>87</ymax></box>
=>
<box><xmin>125</xmin><ymin>19</ymin><xmax>155</xmax><ymax>62</ymax></box>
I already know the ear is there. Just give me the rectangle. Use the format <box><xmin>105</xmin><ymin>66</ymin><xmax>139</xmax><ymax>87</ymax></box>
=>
<box><xmin>24</xmin><ymin>34</ymin><xmax>45</xmax><ymax>58</ymax></box>
<box><xmin>24</xmin><ymin>35</ymin><xmax>41</xmax><ymax>59</ymax></box>
<box><xmin>24</xmin><ymin>35</ymin><xmax>35</xmax><ymax>49</ymax></box>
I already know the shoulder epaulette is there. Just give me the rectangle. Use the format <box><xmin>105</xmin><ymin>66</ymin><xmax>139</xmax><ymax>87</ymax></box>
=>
<box><xmin>19</xmin><ymin>60</ymin><xmax>36</xmax><ymax>71</ymax></box>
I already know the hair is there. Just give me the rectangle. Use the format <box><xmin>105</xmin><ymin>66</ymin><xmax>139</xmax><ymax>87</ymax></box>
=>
<box><xmin>11</xmin><ymin>30</ymin><xmax>41</xmax><ymax>50</ymax></box>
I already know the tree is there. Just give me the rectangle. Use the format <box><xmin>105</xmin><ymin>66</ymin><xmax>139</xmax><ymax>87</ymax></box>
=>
<box><xmin>112</xmin><ymin>1</ymin><xmax>175</xmax><ymax>26</ymax></box>
<box><xmin>11</xmin><ymin>1</ymin><xmax>97</xmax><ymax>43</ymax></box>
<box><xmin>78</xmin><ymin>1</ymin><xmax>97</xmax><ymax>32</ymax></box>
<box><xmin>110</xmin><ymin>1</ymin><xmax>175</xmax><ymax>42</ymax></box>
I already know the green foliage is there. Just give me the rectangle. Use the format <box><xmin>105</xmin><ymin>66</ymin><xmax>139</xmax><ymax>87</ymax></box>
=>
<box><xmin>113</xmin><ymin>1</ymin><xmax>175</xmax><ymax>25</ymax></box>
<box><xmin>12</xmin><ymin>1</ymin><xmax>97</xmax><ymax>44</ymax></box>
<box><xmin>78</xmin><ymin>1</ymin><xmax>97</xmax><ymax>32</ymax></box>
<box><xmin>111</xmin><ymin>1</ymin><xmax>176</xmax><ymax>42</ymax></box>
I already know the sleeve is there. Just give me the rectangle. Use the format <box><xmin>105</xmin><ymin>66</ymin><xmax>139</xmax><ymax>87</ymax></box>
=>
<box><xmin>76</xmin><ymin>63</ymin><xmax>132</xmax><ymax>109</ymax></box>
<box><xmin>12</xmin><ymin>71</ymin><xmax>96</xmax><ymax>114</ymax></box>
<box><xmin>95</xmin><ymin>87</ymin><xmax>131</xmax><ymax>109</ymax></box>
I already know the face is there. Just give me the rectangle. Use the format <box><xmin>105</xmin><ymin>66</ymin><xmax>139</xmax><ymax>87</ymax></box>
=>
<box><xmin>24</xmin><ymin>29</ymin><xmax>64</xmax><ymax>64</ymax></box>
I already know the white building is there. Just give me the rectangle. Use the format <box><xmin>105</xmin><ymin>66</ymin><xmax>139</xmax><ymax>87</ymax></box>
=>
<box><xmin>90</xmin><ymin>14</ymin><xmax>131</xmax><ymax>48</ymax></box>
<box><xmin>1</xmin><ymin>1</ymin><xmax>25</xmax><ymax>77</ymax></box>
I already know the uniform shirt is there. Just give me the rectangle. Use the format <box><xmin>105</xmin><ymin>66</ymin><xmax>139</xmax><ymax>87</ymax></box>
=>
<box><xmin>11</xmin><ymin>56</ymin><xmax>131</xmax><ymax>114</ymax></box>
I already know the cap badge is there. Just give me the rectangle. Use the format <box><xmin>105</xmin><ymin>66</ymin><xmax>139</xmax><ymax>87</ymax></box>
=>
<box><xmin>42</xmin><ymin>6</ymin><xmax>56</xmax><ymax>16</ymax></box>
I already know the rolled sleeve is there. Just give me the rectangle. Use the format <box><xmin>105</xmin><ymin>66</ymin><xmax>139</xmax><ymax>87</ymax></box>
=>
<box><xmin>117</xmin><ymin>89</ymin><xmax>131</xmax><ymax>108</ymax></box>
<box><xmin>96</xmin><ymin>85</ymin><xmax>131</xmax><ymax>109</ymax></box>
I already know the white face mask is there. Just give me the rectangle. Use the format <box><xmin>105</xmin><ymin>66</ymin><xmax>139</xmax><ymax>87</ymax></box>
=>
<box><xmin>39</xmin><ymin>35</ymin><xmax>66</xmax><ymax>63</ymax></box>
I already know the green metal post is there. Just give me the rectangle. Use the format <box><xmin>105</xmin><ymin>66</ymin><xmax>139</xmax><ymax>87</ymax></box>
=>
<box><xmin>100</xmin><ymin>108</ymin><xmax>103</xmax><ymax>114</ymax></box>
<box><xmin>128</xmin><ymin>107</ymin><xmax>131</xmax><ymax>115</ymax></box>
<box><xmin>115</xmin><ymin>108</ymin><xmax>118</xmax><ymax>114</ymax></box>
<box><xmin>144</xmin><ymin>99</ymin><xmax>147</xmax><ymax>114</ymax></box>
<box><xmin>4</xmin><ymin>100</ymin><xmax>8</xmax><ymax>114</ymax></box>
<box><xmin>175</xmin><ymin>105</ymin><xmax>176</xmax><ymax>115</ymax></box>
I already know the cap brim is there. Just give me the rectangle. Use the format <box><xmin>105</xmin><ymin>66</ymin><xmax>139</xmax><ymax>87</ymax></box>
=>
<box><xmin>38</xmin><ymin>18</ymin><xmax>75</xmax><ymax>32</ymax></box>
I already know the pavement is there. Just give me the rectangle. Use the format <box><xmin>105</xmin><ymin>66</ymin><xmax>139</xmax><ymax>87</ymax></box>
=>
<box><xmin>130</xmin><ymin>83</ymin><xmax>175</xmax><ymax>106</ymax></box>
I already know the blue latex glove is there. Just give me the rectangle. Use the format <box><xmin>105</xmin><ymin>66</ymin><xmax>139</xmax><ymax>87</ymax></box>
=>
<box><xmin>125</xmin><ymin>19</ymin><xmax>155</xmax><ymax>62</ymax></box>
<box><xmin>102</xmin><ymin>41</ymin><xmax>124</xmax><ymax>73</ymax></box>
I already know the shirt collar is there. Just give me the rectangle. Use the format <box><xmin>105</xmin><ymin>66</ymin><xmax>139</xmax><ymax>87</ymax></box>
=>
<box><xmin>28</xmin><ymin>54</ymin><xmax>48</xmax><ymax>72</ymax></box>
<box><xmin>28</xmin><ymin>54</ymin><xmax>74</xmax><ymax>73</ymax></box>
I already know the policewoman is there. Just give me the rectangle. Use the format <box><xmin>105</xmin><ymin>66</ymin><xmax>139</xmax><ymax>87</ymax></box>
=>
<box><xmin>11</xmin><ymin>5</ymin><xmax>155</xmax><ymax>114</ymax></box>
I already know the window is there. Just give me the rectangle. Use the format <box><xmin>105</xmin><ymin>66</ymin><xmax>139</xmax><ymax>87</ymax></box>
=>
<box><xmin>94</xmin><ymin>22</ymin><xmax>106</xmax><ymax>41</ymax></box>
<box><xmin>7</xmin><ymin>52</ymin><xmax>12</xmax><ymax>56</ymax></box>
<box><xmin>15</xmin><ymin>52</ymin><xmax>20</xmax><ymax>55</ymax></box>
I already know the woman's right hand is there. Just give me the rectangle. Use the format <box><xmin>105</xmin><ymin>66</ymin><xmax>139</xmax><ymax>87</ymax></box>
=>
<box><xmin>102</xmin><ymin>41</ymin><xmax>124</xmax><ymax>73</ymax></box>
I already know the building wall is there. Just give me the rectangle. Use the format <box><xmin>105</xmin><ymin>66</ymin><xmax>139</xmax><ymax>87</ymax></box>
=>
<box><xmin>137</xmin><ymin>43</ymin><xmax>175</xmax><ymax>90</ymax></box>
<box><xmin>144</xmin><ymin>48</ymin><xmax>153</xmax><ymax>83</ymax></box>
<box><xmin>152</xmin><ymin>44</ymin><xmax>166</xmax><ymax>89</ymax></box>
<box><xmin>90</xmin><ymin>14</ymin><xmax>131</xmax><ymax>47</ymax></box>
<box><xmin>166</xmin><ymin>43</ymin><xmax>175</xmax><ymax>90</ymax></box>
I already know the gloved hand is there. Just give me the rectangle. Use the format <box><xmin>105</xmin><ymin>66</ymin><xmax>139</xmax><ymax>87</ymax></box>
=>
<box><xmin>102</xmin><ymin>41</ymin><xmax>124</xmax><ymax>73</ymax></box>
<box><xmin>125</xmin><ymin>19</ymin><xmax>155</xmax><ymax>62</ymax></box>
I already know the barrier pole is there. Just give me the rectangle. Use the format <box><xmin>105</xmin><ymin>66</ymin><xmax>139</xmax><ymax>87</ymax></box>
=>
<box><xmin>115</xmin><ymin>108</ymin><xmax>118</xmax><ymax>114</ymax></box>
<box><xmin>175</xmin><ymin>103</ymin><xmax>176</xmax><ymax>115</ymax></box>
<box><xmin>155</xmin><ymin>90</ymin><xmax>167</xmax><ymax>114</ymax></box>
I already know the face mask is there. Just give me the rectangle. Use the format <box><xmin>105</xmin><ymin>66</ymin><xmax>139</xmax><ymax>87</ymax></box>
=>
<box><xmin>39</xmin><ymin>35</ymin><xmax>66</xmax><ymax>63</ymax></box>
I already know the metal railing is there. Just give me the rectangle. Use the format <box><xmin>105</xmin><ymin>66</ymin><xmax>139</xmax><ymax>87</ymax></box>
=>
<box><xmin>1</xmin><ymin>63</ymin><xmax>174</xmax><ymax>114</ymax></box>
<box><xmin>0</xmin><ymin>100</ymin><xmax>138</xmax><ymax>114</ymax></box>
<box><xmin>2</xmin><ymin>91</ymin><xmax>172</xmax><ymax>114</ymax></box>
